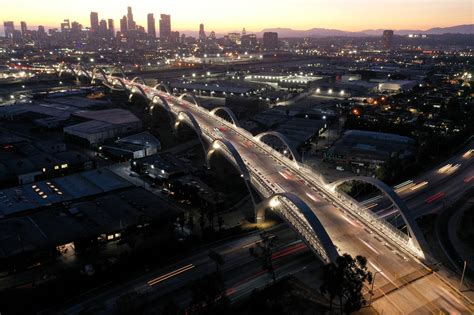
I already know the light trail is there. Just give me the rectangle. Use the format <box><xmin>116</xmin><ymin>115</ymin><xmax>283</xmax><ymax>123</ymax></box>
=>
<box><xmin>147</xmin><ymin>264</ymin><xmax>195</xmax><ymax>286</ymax></box>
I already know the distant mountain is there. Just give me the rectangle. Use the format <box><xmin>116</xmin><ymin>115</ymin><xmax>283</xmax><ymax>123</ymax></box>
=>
<box><xmin>258</xmin><ymin>27</ymin><xmax>367</xmax><ymax>38</ymax></box>
<box><xmin>362</xmin><ymin>24</ymin><xmax>474</xmax><ymax>36</ymax></box>
<box><xmin>257</xmin><ymin>24</ymin><xmax>474</xmax><ymax>38</ymax></box>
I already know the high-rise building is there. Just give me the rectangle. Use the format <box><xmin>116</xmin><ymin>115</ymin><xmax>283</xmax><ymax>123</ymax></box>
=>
<box><xmin>263</xmin><ymin>32</ymin><xmax>278</xmax><ymax>50</ymax></box>
<box><xmin>199</xmin><ymin>23</ymin><xmax>206</xmax><ymax>42</ymax></box>
<box><xmin>71</xmin><ymin>21</ymin><xmax>82</xmax><ymax>32</ymax></box>
<box><xmin>37</xmin><ymin>25</ymin><xmax>46</xmax><ymax>39</ymax></box>
<box><xmin>170</xmin><ymin>31</ymin><xmax>180</xmax><ymax>46</ymax></box>
<box><xmin>382</xmin><ymin>30</ymin><xmax>394</xmax><ymax>50</ymax></box>
<box><xmin>228</xmin><ymin>32</ymin><xmax>241</xmax><ymax>44</ymax></box>
<box><xmin>242</xmin><ymin>27</ymin><xmax>247</xmax><ymax>36</ymax></box>
<box><xmin>159</xmin><ymin>14</ymin><xmax>171</xmax><ymax>41</ymax></box>
<box><xmin>241</xmin><ymin>34</ymin><xmax>257</xmax><ymax>49</ymax></box>
<box><xmin>90</xmin><ymin>12</ymin><xmax>99</xmax><ymax>30</ymax></box>
<box><xmin>99</xmin><ymin>19</ymin><xmax>108</xmax><ymax>35</ymax></box>
<box><xmin>108</xmin><ymin>19</ymin><xmax>115</xmax><ymax>37</ymax></box>
<box><xmin>61</xmin><ymin>19</ymin><xmax>70</xmax><ymax>32</ymax></box>
<box><xmin>147</xmin><ymin>13</ymin><xmax>156</xmax><ymax>38</ymax></box>
<box><xmin>120</xmin><ymin>16</ymin><xmax>128</xmax><ymax>33</ymax></box>
<box><xmin>3</xmin><ymin>21</ymin><xmax>15</xmax><ymax>38</ymax></box>
<box><xmin>127</xmin><ymin>6</ymin><xmax>136</xmax><ymax>30</ymax></box>
<box><xmin>20</xmin><ymin>21</ymin><xmax>27</xmax><ymax>36</ymax></box>
<box><xmin>209</xmin><ymin>31</ymin><xmax>216</xmax><ymax>40</ymax></box>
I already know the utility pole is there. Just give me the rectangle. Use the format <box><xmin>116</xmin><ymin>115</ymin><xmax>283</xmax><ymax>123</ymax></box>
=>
<box><xmin>459</xmin><ymin>261</ymin><xmax>467</xmax><ymax>291</ymax></box>
<box><xmin>369</xmin><ymin>271</ymin><xmax>381</xmax><ymax>306</ymax></box>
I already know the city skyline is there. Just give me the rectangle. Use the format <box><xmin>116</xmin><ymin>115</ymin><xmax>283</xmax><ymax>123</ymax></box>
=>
<box><xmin>0</xmin><ymin>0</ymin><xmax>472</xmax><ymax>33</ymax></box>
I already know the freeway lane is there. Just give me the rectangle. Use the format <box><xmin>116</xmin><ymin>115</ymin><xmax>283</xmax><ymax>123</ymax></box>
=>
<box><xmin>60</xmin><ymin>225</ymin><xmax>318</xmax><ymax>314</ymax></box>
<box><xmin>86</xmin><ymin>75</ymin><xmax>473</xmax><ymax>313</ymax></box>
<box><xmin>364</xmin><ymin>143</ymin><xmax>473</xmax><ymax>220</ymax></box>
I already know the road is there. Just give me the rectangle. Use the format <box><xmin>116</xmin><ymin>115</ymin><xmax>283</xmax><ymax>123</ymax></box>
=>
<box><xmin>366</xmin><ymin>144</ymin><xmax>473</xmax><ymax>220</ymax></box>
<box><xmin>73</xmin><ymin>71</ymin><xmax>474</xmax><ymax>313</ymax></box>
<box><xmin>58</xmin><ymin>225</ymin><xmax>319</xmax><ymax>314</ymax></box>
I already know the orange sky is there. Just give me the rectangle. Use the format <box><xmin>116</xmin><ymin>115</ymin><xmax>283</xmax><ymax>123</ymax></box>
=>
<box><xmin>1</xmin><ymin>0</ymin><xmax>472</xmax><ymax>32</ymax></box>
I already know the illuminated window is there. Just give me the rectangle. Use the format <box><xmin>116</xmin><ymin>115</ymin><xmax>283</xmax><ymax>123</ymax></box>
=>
<box><xmin>61</xmin><ymin>164</ymin><xmax>68</xmax><ymax>169</ymax></box>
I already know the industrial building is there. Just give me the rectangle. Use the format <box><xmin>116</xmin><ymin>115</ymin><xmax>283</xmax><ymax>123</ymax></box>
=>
<box><xmin>324</xmin><ymin>130</ymin><xmax>415</xmax><ymax>169</ymax></box>
<box><xmin>64</xmin><ymin>108</ymin><xmax>142</xmax><ymax>146</ymax></box>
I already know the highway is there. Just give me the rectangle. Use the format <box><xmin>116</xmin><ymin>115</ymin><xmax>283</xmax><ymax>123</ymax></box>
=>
<box><xmin>64</xmin><ymin>68</ymin><xmax>474</xmax><ymax>313</ymax></box>
<box><xmin>367</xmin><ymin>145</ymin><xmax>473</xmax><ymax>221</ymax></box>
<box><xmin>59</xmin><ymin>225</ymin><xmax>319</xmax><ymax>314</ymax></box>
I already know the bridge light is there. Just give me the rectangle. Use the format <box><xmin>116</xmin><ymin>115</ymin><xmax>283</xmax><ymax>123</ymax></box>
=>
<box><xmin>213</xmin><ymin>142</ymin><xmax>220</xmax><ymax>150</ymax></box>
<box><xmin>269</xmin><ymin>198</ymin><xmax>280</xmax><ymax>208</ymax></box>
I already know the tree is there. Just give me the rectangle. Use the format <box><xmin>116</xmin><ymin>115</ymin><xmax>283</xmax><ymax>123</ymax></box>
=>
<box><xmin>187</xmin><ymin>213</ymin><xmax>195</xmax><ymax>234</ymax></box>
<box><xmin>320</xmin><ymin>254</ymin><xmax>372</xmax><ymax>314</ymax></box>
<box><xmin>249</xmin><ymin>231</ymin><xmax>277</xmax><ymax>283</ymax></box>
<box><xmin>208</xmin><ymin>250</ymin><xmax>225</xmax><ymax>272</ymax></box>
<box><xmin>177</xmin><ymin>212</ymin><xmax>186</xmax><ymax>236</ymax></box>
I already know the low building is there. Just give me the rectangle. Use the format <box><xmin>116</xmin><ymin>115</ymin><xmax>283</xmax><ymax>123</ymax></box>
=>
<box><xmin>131</xmin><ymin>153</ymin><xmax>188</xmax><ymax>180</ymax></box>
<box><xmin>64</xmin><ymin>109</ymin><xmax>142</xmax><ymax>147</ymax></box>
<box><xmin>324</xmin><ymin>130</ymin><xmax>415</xmax><ymax>169</ymax></box>
<box><xmin>100</xmin><ymin>131</ymin><xmax>161</xmax><ymax>160</ymax></box>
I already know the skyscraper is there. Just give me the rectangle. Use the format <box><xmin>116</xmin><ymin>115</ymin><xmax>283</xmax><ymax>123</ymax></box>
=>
<box><xmin>61</xmin><ymin>19</ymin><xmax>70</xmax><ymax>32</ymax></box>
<box><xmin>71</xmin><ymin>21</ymin><xmax>82</xmax><ymax>32</ymax></box>
<box><xmin>120</xmin><ymin>16</ymin><xmax>128</xmax><ymax>33</ymax></box>
<box><xmin>263</xmin><ymin>32</ymin><xmax>279</xmax><ymax>50</ymax></box>
<box><xmin>90</xmin><ymin>12</ymin><xmax>99</xmax><ymax>30</ymax></box>
<box><xmin>382</xmin><ymin>30</ymin><xmax>394</xmax><ymax>50</ymax></box>
<box><xmin>127</xmin><ymin>6</ymin><xmax>136</xmax><ymax>30</ymax></box>
<box><xmin>159</xmin><ymin>14</ymin><xmax>171</xmax><ymax>41</ymax></box>
<box><xmin>3</xmin><ymin>21</ymin><xmax>15</xmax><ymax>39</ymax></box>
<box><xmin>99</xmin><ymin>19</ymin><xmax>108</xmax><ymax>35</ymax></box>
<box><xmin>147</xmin><ymin>13</ymin><xmax>156</xmax><ymax>38</ymax></box>
<box><xmin>199</xmin><ymin>23</ymin><xmax>206</xmax><ymax>42</ymax></box>
<box><xmin>108</xmin><ymin>19</ymin><xmax>115</xmax><ymax>37</ymax></box>
<box><xmin>20</xmin><ymin>21</ymin><xmax>27</xmax><ymax>37</ymax></box>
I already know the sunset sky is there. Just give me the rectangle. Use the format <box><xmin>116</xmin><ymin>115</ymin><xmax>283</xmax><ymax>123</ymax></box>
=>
<box><xmin>1</xmin><ymin>0</ymin><xmax>472</xmax><ymax>33</ymax></box>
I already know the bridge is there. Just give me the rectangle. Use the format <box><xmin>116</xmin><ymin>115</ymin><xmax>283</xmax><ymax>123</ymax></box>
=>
<box><xmin>59</xmin><ymin>64</ymin><xmax>473</xmax><ymax>313</ymax></box>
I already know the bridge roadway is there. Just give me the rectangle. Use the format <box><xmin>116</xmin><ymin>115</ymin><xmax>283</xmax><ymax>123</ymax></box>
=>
<box><xmin>86</xmin><ymin>71</ymin><xmax>472</xmax><ymax>313</ymax></box>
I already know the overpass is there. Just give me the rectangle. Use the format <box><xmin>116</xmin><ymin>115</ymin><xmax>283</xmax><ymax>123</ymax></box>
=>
<box><xmin>59</xmin><ymin>64</ymin><xmax>473</xmax><ymax>313</ymax></box>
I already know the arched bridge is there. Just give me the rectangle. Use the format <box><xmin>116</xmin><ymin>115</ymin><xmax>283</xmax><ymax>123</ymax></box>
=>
<box><xmin>58</xmin><ymin>64</ymin><xmax>430</xmax><ymax>264</ymax></box>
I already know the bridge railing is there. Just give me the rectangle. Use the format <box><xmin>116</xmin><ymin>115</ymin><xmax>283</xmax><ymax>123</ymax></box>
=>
<box><xmin>337</xmin><ymin>192</ymin><xmax>410</xmax><ymax>242</ymax></box>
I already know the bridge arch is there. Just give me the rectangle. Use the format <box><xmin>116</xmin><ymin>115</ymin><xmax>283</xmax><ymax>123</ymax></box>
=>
<box><xmin>77</xmin><ymin>64</ymin><xmax>91</xmax><ymax>79</ymax></box>
<box><xmin>175</xmin><ymin>111</ymin><xmax>207</xmax><ymax>159</ymax></box>
<box><xmin>254</xmin><ymin>131</ymin><xmax>301</xmax><ymax>167</ymax></box>
<box><xmin>111</xmin><ymin>77</ymin><xmax>127</xmax><ymax>90</ymax></box>
<box><xmin>131</xmin><ymin>76</ymin><xmax>146</xmax><ymax>85</ymax></box>
<box><xmin>129</xmin><ymin>84</ymin><xmax>148</xmax><ymax>102</ymax></box>
<box><xmin>58</xmin><ymin>63</ymin><xmax>77</xmax><ymax>78</ymax></box>
<box><xmin>154</xmin><ymin>83</ymin><xmax>172</xmax><ymax>95</ymax></box>
<box><xmin>206</xmin><ymin>138</ymin><xmax>256</xmax><ymax>208</ymax></box>
<box><xmin>151</xmin><ymin>94</ymin><xmax>172</xmax><ymax>112</ymax></box>
<box><xmin>256</xmin><ymin>192</ymin><xmax>339</xmax><ymax>263</ymax></box>
<box><xmin>111</xmin><ymin>66</ymin><xmax>126</xmax><ymax>79</ymax></box>
<box><xmin>210</xmin><ymin>107</ymin><xmax>240</xmax><ymax>127</ymax></box>
<box><xmin>91</xmin><ymin>68</ymin><xmax>109</xmax><ymax>85</ymax></box>
<box><xmin>179</xmin><ymin>93</ymin><xmax>200</xmax><ymax>107</ymax></box>
<box><xmin>330</xmin><ymin>176</ymin><xmax>426</xmax><ymax>257</ymax></box>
